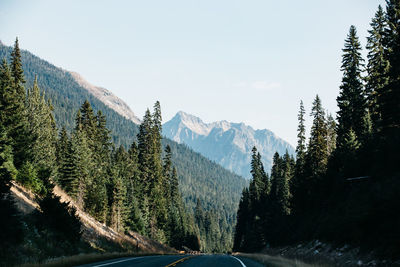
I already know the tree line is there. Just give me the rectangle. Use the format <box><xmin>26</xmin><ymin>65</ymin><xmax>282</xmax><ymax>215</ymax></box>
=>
<box><xmin>0</xmin><ymin>39</ymin><xmax>200</xmax><ymax>253</ymax></box>
<box><xmin>234</xmin><ymin>1</ymin><xmax>400</xmax><ymax>257</ymax></box>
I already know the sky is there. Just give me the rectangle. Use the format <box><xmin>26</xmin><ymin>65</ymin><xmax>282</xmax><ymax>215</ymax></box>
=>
<box><xmin>0</xmin><ymin>0</ymin><xmax>385</xmax><ymax>146</ymax></box>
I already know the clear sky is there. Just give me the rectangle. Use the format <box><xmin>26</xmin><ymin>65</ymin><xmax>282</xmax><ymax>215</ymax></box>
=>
<box><xmin>0</xmin><ymin>0</ymin><xmax>385</xmax><ymax>146</ymax></box>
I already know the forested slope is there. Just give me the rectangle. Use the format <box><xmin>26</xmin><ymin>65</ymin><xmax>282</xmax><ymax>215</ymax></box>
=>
<box><xmin>0</xmin><ymin>41</ymin><xmax>138</xmax><ymax>147</ymax></box>
<box><xmin>0</xmin><ymin>41</ymin><xmax>248</xmax><ymax>252</ymax></box>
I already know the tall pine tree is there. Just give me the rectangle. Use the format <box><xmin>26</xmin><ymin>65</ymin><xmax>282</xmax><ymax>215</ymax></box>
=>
<box><xmin>366</xmin><ymin>5</ymin><xmax>389</xmax><ymax>128</ymax></box>
<box><xmin>306</xmin><ymin>95</ymin><xmax>328</xmax><ymax>179</ymax></box>
<box><xmin>9</xmin><ymin>38</ymin><xmax>29</xmax><ymax>168</ymax></box>
<box><xmin>337</xmin><ymin>26</ymin><xmax>367</xmax><ymax>148</ymax></box>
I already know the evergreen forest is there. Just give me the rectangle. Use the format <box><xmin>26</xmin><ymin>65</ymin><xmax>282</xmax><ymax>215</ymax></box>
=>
<box><xmin>0</xmin><ymin>39</ymin><xmax>251</xmax><ymax>265</ymax></box>
<box><xmin>233</xmin><ymin>1</ymin><xmax>400</xmax><ymax>258</ymax></box>
<box><xmin>0</xmin><ymin>40</ymin><xmax>247</xmax><ymax>254</ymax></box>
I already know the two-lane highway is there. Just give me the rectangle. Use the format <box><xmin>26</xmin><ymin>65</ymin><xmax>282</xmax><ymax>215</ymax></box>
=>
<box><xmin>78</xmin><ymin>254</ymin><xmax>265</xmax><ymax>267</ymax></box>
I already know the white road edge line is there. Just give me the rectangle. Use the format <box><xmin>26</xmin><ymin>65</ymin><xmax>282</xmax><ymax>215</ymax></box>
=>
<box><xmin>231</xmin><ymin>255</ymin><xmax>247</xmax><ymax>267</ymax></box>
<box><xmin>91</xmin><ymin>256</ymin><xmax>145</xmax><ymax>267</ymax></box>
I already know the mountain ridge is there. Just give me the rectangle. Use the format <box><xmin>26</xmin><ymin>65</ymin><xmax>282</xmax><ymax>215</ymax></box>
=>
<box><xmin>69</xmin><ymin>71</ymin><xmax>141</xmax><ymax>124</ymax></box>
<box><xmin>164</xmin><ymin>111</ymin><xmax>295</xmax><ymax>178</ymax></box>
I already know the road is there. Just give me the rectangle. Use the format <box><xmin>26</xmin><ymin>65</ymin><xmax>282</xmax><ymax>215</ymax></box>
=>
<box><xmin>78</xmin><ymin>254</ymin><xmax>265</xmax><ymax>267</ymax></box>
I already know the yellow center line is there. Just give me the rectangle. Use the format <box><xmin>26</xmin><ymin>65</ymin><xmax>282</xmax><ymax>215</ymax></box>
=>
<box><xmin>164</xmin><ymin>255</ymin><xmax>194</xmax><ymax>267</ymax></box>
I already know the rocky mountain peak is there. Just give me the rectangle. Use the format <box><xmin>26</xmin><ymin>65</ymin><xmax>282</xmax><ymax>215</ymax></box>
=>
<box><xmin>163</xmin><ymin>111</ymin><xmax>295</xmax><ymax>178</ymax></box>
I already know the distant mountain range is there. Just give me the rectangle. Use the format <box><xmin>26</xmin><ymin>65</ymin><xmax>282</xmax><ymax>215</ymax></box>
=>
<box><xmin>163</xmin><ymin>111</ymin><xmax>295</xmax><ymax>178</ymax></box>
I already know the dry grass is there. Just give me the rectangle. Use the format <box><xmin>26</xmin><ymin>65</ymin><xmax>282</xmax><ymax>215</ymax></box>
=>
<box><xmin>17</xmin><ymin>252</ymin><xmax>169</xmax><ymax>267</ymax></box>
<box><xmin>234</xmin><ymin>253</ymin><xmax>332</xmax><ymax>267</ymax></box>
<box><xmin>52</xmin><ymin>185</ymin><xmax>176</xmax><ymax>254</ymax></box>
<box><xmin>6</xmin><ymin>182</ymin><xmax>177</xmax><ymax>267</ymax></box>
<box><xmin>10</xmin><ymin>181</ymin><xmax>40</xmax><ymax>214</ymax></box>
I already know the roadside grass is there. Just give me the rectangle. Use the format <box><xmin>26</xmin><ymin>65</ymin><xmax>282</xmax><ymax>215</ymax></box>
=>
<box><xmin>17</xmin><ymin>252</ymin><xmax>172</xmax><ymax>267</ymax></box>
<box><xmin>234</xmin><ymin>253</ymin><xmax>332</xmax><ymax>267</ymax></box>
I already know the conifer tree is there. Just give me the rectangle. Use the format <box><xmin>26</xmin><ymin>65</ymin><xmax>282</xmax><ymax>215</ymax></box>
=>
<box><xmin>165</xmin><ymin>162</ymin><xmax>188</xmax><ymax>248</ymax></box>
<box><xmin>247</xmin><ymin>147</ymin><xmax>271</xmax><ymax>248</ymax></box>
<box><xmin>366</xmin><ymin>5</ymin><xmax>389</xmax><ymax>128</ymax></box>
<box><xmin>136</xmin><ymin>102</ymin><xmax>169</xmax><ymax>240</ymax></box>
<box><xmin>151</xmin><ymin>103</ymin><xmax>166</xmax><ymax>199</ymax></box>
<box><xmin>127</xmin><ymin>141</ymin><xmax>142</xmax><ymax>202</ymax></box>
<box><xmin>340</xmin><ymin>129</ymin><xmax>361</xmax><ymax>176</ymax></box>
<box><xmin>296</xmin><ymin>100</ymin><xmax>306</xmax><ymax>162</ymax></box>
<box><xmin>270</xmin><ymin>152</ymin><xmax>282</xmax><ymax>202</ymax></box>
<box><xmin>0</xmin><ymin>124</ymin><xmax>16</xmax><ymax>194</ymax></box>
<box><xmin>73</xmin><ymin>101</ymin><xmax>110</xmax><ymax>222</ymax></box>
<box><xmin>170</xmin><ymin>167</ymin><xmax>179</xmax><ymax>203</ymax></box>
<box><xmin>152</xmin><ymin>101</ymin><xmax>162</xmax><ymax>154</ymax></box>
<box><xmin>163</xmin><ymin>145</ymin><xmax>173</xmax><ymax>202</ymax></box>
<box><xmin>57</xmin><ymin>128</ymin><xmax>77</xmax><ymax>190</ymax></box>
<box><xmin>26</xmin><ymin>77</ymin><xmax>57</xmax><ymax>174</ymax></box>
<box><xmin>107</xmin><ymin>146</ymin><xmax>128</xmax><ymax>231</ymax></box>
<box><xmin>138</xmin><ymin>109</ymin><xmax>152</xmax><ymax>194</ymax></box>
<box><xmin>95</xmin><ymin>110</ymin><xmax>112</xmax><ymax>157</ymax></box>
<box><xmin>109</xmin><ymin>175</ymin><xmax>127</xmax><ymax>232</ymax></box>
<box><xmin>326</xmin><ymin>113</ymin><xmax>337</xmax><ymax>156</ymax></box>
<box><xmin>124</xmin><ymin>142</ymin><xmax>145</xmax><ymax>234</ymax></box>
<box><xmin>276</xmin><ymin>151</ymin><xmax>292</xmax><ymax>216</ymax></box>
<box><xmin>56</xmin><ymin>127</ymin><xmax>69</xmax><ymax>166</ymax></box>
<box><xmin>233</xmin><ymin>188</ymin><xmax>249</xmax><ymax>251</ymax></box>
<box><xmin>337</xmin><ymin>26</ymin><xmax>367</xmax><ymax>148</ymax></box>
<box><xmin>305</xmin><ymin>95</ymin><xmax>328</xmax><ymax>179</ymax></box>
<box><xmin>149</xmin><ymin>102</ymin><xmax>168</xmax><ymax>239</ymax></box>
<box><xmin>0</xmin><ymin>57</ymin><xmax>27</xmax><ymax>168</ymax></box>
<box><xmin>69</xmin><ymin>128</ymin><xmax>93</xmax><ymax>208</ymax></box>
<box><xmin>0</xmin><ymin>122</ymin><xmax>23</xmax><ymax>254</ymax></box>
<box><xmin>377</xmin><ymin>0</ymin><xmax>400</xmax><ymax>134</ymax></box>
<box><xmin>291</xmin><ymin>101</ymin><xmax>307</xmax><ymax>216</ymax></box>
<box><xmin>75</xmin><ymin>110</ymin><xmax>82</xmax><ymax>131</ymax></box>
<box><xmin>79</xmin><ymin>100</ymin><xmax>97</xmax><ymax>140</ymax></box>
<box><xmin>266</xmin><ymin>152</ymin><xmax>284</xmax><ymax>244</ymax></box>
<box><xmin>0</xmin><ymin>59</ymin><xmax>16</xmax><ymax>131</ymax></box>
<box><xmin>10</xmin><ymin>38</ymin><xmax>25</xmax><ymax>94</ymax></box>
<box><xmin>36</xmin><ymin>192</ymin><xmax>82</xmax><ymax>246</ymax></box>
<box><xmin>9</xmin><ymin>38</ymin><xmax>29</xmax><ymax>168</ymax></box>
<box><xmin>249</xmin><ymin>147</ymin><xmax>264</xmax><ymax>204</ymax></box>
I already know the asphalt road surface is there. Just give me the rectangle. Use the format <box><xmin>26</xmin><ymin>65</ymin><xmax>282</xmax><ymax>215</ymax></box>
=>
<box><xmin>78</xmin><ymin>254</ymin><xmax>265</xmax><ymax>267</ymax></box>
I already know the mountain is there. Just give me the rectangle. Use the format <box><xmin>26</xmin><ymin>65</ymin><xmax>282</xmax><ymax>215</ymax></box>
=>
<box><xmin>0</xmin><ymin>41</ymin><xmax>247</xmax><ymax>252</ymax></box>
<box><xmin>163</xmin><ymin>111</ymin><xmax>295</xmax><ymax>178</ymax></box>
<box><xmin>69</xmin><ymin>71</ymin><xmax>141</xmax><ymax>124</ymax></box>
<box><xmin>0</xmin><ymin>41</ymin><xmax>139</xmax><ymax>147</ymax></box>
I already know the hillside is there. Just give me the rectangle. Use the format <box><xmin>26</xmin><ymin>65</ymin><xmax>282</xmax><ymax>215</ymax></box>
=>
<box><xmin>0</xmin><ymin>42</ymin><xmax>139</xmax><ymax>147</ymax></box>
<box><xmin>164</xmin><ymin>111</ymin><xmax>295</xmax><ymax>178</ymax></box>
<box><xmin>69</xmin><ymin>71</ymin><xmax>141</xmax><ymax>125</ymax></box>
<box><xmin>7</xmin><ymin>181</ymin><xmax>174</xmax><ymax>265</ymax></box>
<box><xmin>0</xmin><ymin>41</ymin><xmax>247</xmax><ymax>252</ymax></box>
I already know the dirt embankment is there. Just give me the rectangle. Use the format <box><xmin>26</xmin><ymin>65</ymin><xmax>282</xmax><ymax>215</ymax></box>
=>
<box><xmin>10</xmin><ymin>182</ymin><xmax>176</xmax><ymax>255</ymax></box>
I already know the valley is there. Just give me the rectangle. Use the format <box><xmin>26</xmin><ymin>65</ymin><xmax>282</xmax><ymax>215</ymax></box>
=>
<box><xmin>1</xmin><ymin>1</ymin><xmax>400</xmax><ymax>266</ymax></box>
